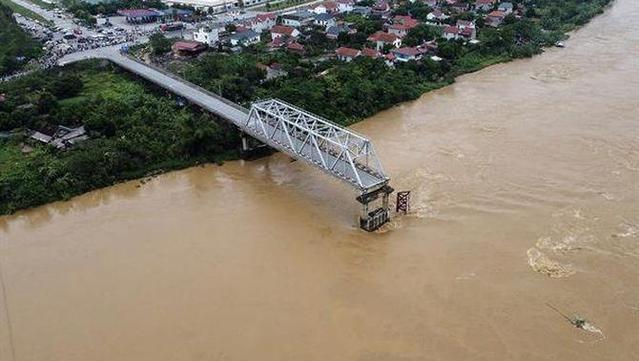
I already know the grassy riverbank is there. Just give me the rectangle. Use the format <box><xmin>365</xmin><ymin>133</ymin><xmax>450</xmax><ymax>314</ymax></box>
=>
<box><xmin>0</xmin><ymin>61</ymin><xmax>240</xmax><ymax>215</ymax></box>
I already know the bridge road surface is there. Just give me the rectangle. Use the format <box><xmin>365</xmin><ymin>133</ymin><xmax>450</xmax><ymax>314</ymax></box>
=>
<box><xmin>58</xmin><ymin>48</ymin><xmax>389</xmax><ymax>192</ymax></box>
<box><xmin>59</xmin><ymin>48</ymin><xmax>250</xmax><ymax>124</ymax></box>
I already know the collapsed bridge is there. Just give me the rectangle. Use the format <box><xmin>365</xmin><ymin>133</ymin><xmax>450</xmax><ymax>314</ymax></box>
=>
<box><xmin>59</xmin><ymin>48</ymin><xmax>393</xmax><ymax>231</ymax></box>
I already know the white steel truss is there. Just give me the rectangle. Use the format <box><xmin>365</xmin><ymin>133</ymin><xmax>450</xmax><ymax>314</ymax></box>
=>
<box><xmin>245</xmin><ymin>99</ymin><xmax>389</xmax><ymax>192</ymax></box>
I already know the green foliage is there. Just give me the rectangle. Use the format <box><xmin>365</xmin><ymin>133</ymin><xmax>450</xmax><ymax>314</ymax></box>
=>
<box><xmin>0</xmin><ymin>62</ymin><xmax>239</xmax><ymax>215</ymax></box>
<box><xmin>0</xmin><ymin>3</ymin><xmax>42</xmax><ymax>76</ymax></box>
<box><xmin>392</xmin><ymin>1</ymin><xmax>432</xmax><ymax>21</ymax></box>
<box><xmin>181</xmin><ymin>53</ymin><xmax>266</xmax><ymax>105</ymax></box>
<box><xmin>149</xmin><ymin>32</ymin><xmax>172</xmax><ymax>56</ymax></box>
<box><xmin>403</xmin><ymin>24</ymin><xmax>441</xmax><ymax>47</ymax></box>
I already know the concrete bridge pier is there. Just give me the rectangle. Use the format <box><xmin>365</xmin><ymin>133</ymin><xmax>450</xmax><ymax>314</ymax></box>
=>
<box><xmin>357</xmin><ymin>185</ymin><xmax>394</xmax><ymax>232</ymax></box>
<box><xmin>240</xmin><ymin>132</ymin><xmax>271</xmax><ymax>160</ymax></box>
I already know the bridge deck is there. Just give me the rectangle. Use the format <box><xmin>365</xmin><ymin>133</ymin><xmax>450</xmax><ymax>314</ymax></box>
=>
<box><xmin>59</xmin><ymin>49</ymin><xmax>389</xmax><ymax>193</ymax></box>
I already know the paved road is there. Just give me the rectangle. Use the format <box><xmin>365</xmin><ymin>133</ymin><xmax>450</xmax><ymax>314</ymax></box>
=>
<box><xmin>60</xmin><ymin>47</ymin><xmax>249</xmax><ymax>123</ymax></box>
<box><xmin>58</xmin><ymin>48</ymin><xmax>388</xmax><ymax>191</ymax></box>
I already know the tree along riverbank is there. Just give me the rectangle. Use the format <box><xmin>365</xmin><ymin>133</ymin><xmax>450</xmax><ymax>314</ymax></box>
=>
<box><xmin>154</xmin><ymin>0</ymin><xmax>613</xmax><ymax>126</ymax></box>
<box><xmin>0</xmin><ymin>60</ymin><xmax>239</xmax><ymax>215</ymax></box>
<box><xmin>0</xmin><ymin>0</ymin><xmax>614</xmax><ymax>215</ymax></box>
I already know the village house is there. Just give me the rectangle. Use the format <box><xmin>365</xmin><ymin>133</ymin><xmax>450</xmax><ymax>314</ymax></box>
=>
<box><xmin>311</xmin><ymin>1</ymin><xmax>339</xmax><ymax>14</ymax></box>
<box><xmin>442</xmin><ymin>24</ymin><xmax>475</xmax><ymax>40</ymax></box>
<box><xmin>449</xmin><ymin>0</ymin><xmax>469</xmax><ymax>13</ymax></box>
<box><xmin>498</xmin><ymin>2</ymin><xmax>513</xmax><ymax>14</ymax></box>
<box><xmin>474</xmin><ymin>0</ymin><xmax>498</xmax><ymax>12</ymax></box>
<box><xmin>426</xmin><ymin>9</ymin><xmax>450</xmax><ymax>24</ymax></box>
<box><xmin>257</xmin><ymin>63</ymin><xmax>287</xmax><ymax>80</ymax></box>
<box><xmin>244</xmin><ymin>13</ymin><xmax>277</xmax><ymax>33</ymax></box>
<box><xmin>361</xmin><ymin>47</ymin><xmax>381</xmax><ymax>59</ymax></box>
<box><xmin>172</xmin><ymin>41</ymin><xmax>207</xmax><ymax>56</ymax></box>
<box><xmin>335</xmin><ymin>46</ymin><xmax>361</xmax><ymax>61</ymax></box>
<box><xmin>287</xmin><ymin>42</ymin><xmax>305</xmax><ymax>55</ymax></box>
<box><xmin>391</xmin><ymin>47</ymin><xmax>423</xmax><ymax>62</ymax></box>
<box><xmin>28</xmin><ymin>125</ymin><xmax>88</xmax><ymax>150</ymax></box>
<box><xmin>485</xmin><ymin>10</ymin><xmax>507</xmax><ymax>27</ymax></box>
<box><xmin>384</xmin><ymin>52</ymin><xmax>395</xmax><ymax>66</ymax></box>
<box><xmin>314</xmin><ymin>13</ymin><xmax>336</xmax><ymax>29</ymax></box>
<box><xmin>367</xmin><ymin>31</ymin><xmax>401</xmax><ymax>50</ymax></box>
<box><xmin>387</xmin><ymin>15</ymin><xmax>420</xmax><ymax>38</ymax></box>
<box><xmin>229</xmin><ymin>29</ymin><xmax>260</xmax><ymax>46</ymax></box>
<box><xmin>371</xmin><ymin>1</ymin><xmax>391</xmax><ymax>18</ymax></box>
<box><xmin>325</xmin><ymin>24</ymin><xmax>356</xmax><ymax>39</ymax></box>
<box><xmin>336</xmin><ymin>0</ymin><xmax>355</xmax><ymax>13</ymax></box>
<box><xmin>423</xmin><ymin>0</ymin><xmax>438</xmax><ymax>7</ymax></box>
<box><xmin>352</xmin><ymin>5</ymin><xmax>371</xmax><ymax>16</ymax></box>
<box><xmin>456</xmin><ymin>20</ymin><xmax>476</xmax><ymax>39</ymax></box>
<box><xmin>193</xmin><ymin>26</ymin><xmax>219</xmax><ymax>46</ymax></box>
<box><xmin>270</xmin><ymin>25</ymin><xmax>300</xmax><ymax>40</ymax></box>
<box><xmin>281</xmin><ymin>10</ymin><xmax>316</xmax><ymax>28</ymax></box>
<box><xmin>267</xmin><ymin>36</ymin><xmax>287</xmax><ymax>50</ymax></box>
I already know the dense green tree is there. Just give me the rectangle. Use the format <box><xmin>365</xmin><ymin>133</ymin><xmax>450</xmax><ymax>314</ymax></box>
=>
<box><xmin>149</xmin><ymin>32</ymin><xmax>172</xmax><ymax>55</ymax></box>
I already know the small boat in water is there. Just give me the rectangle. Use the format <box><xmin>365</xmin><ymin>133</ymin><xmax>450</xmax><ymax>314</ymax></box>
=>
<box><xmin>555</xmin><ymin>41</ymin><xmax>566</xmax><ymax>48</ymax></box>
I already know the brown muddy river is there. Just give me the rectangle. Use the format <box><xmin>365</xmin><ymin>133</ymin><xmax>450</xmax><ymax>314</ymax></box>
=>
<box><xmin>1</xmin><ymin>1</ymin><xmax>638</xmax><ymax>360</ymax></box>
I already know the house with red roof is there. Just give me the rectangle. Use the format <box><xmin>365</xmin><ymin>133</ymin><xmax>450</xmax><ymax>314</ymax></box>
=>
<box><xmin>388</xmin><ymin>15</ymin><xmax>420</xmax><ymax>38</ymax></box>
<box><xmin>486</xmin><ymin>10</ymin><xmax>507</xmax><ymax>27</ymax></box>
<box><xmin>335</xmin><ymin>47</ymin><xmax>361</xmax><ymax>61</ymax></box>
<box><xmin>287</xmin><ymin>42</ymin><xmax>305</xmax><ymax>55</ymax></box>
<box><xmin>361</xmin><ymin>48</ymin><xmax>380</xmax><ymax>59</ymax></box>
<box><xmin>367</xmin><ymin>31</ymin><xmax>401</xmax><ymax>50</ymax></box>
<box><xmin>371</xmin><ymin>0</ymin><xmax>391</xmax><ymax>18</ymax></box>
<box><xmin>443</xmin><ymin>25</ymin><xmax>476</xmax><ymax>41</ymax></box>
<box><xmin>311</xmin><ymin>1</ymin><xmax>339</xmax><ymax>14</ymax></box>
<box><xmin>391</xmin><ymin>47</ymin><xmax>424</xmax><ymax>62</ymax></box>
<box><xmin>171</xmin><ymin>41</ymin><xmax>207</xmax><ymax>56</ymax></box>
<box><xmin>245</xmin><ymin>13</ymin><xmax>276</xmax><ymax>33</ymax></box>
<box><xmin>270</xmin><ymin>25</ymin><xmax>300</xmax><ymax>40</ymax></box>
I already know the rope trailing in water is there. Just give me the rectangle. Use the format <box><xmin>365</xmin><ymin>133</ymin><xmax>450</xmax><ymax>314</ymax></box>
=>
<box><xmin>546</xmin><ymin>303</ymin><xmax>586</xmax><ymax>329</ymax></box>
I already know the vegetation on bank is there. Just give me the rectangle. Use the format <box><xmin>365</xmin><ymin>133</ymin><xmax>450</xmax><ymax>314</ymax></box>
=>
<box><xmin>0</xmin><ymin>3</ymin><xmax>43</xmax><ymax>76</ymax></box>
<box><xmin>0</xmin><ymin>0</ymin><xmax>614</xmax><ymax>214</ymax></box>
<box><xmin>0</xmin><ymin>61</ymin><xmax>240</xmax><ymax>215</ymax></box>
<box><xmin>159</xmin><ymin>0</ymin><xmax>614</xmax><ymax>125</ymax></box>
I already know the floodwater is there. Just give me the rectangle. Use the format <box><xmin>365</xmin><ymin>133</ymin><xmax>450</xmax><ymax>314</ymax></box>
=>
<box><xmin>2</xmin><ymin>0</ymin><xmax>638</xmax><ymax>360</ymax></box>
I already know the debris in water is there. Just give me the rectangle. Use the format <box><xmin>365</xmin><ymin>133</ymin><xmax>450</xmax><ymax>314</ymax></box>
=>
<box><xmin>545</xmin><ymin>303</ymin><xmax>604</xmax><ymax>338</ymax></box>
<box><xmin>527</xmin><ymin>248</ymin><xmax>575</xmax><ymax>278</ymax></box>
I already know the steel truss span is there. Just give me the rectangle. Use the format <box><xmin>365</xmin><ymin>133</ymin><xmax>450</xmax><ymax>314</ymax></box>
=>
<box><xmin>246</xmin><ymin>99</ymin><xmax>390</xmax><ymax>192</ymax></box>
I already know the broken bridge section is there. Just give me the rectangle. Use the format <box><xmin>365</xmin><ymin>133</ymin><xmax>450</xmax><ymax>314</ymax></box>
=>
<box><xmin>245</xmin><ymin>99</ymin><xmax>393</xmax><ymax>231</ymax></box>
<box><xmin>59</xmin><ymin>51</ymin><xmax>394</xmax><ymax>231</ymax></box>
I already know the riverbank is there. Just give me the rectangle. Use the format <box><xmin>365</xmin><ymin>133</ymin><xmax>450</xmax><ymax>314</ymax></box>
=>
<box><xmin>1</xmin><ymin>0</ymin><xmax>637</xmax><ymax>359</ymax></box>
<box><xmin>0</xmin><ymin>0</ymin><xmax>615</xmax><ymax>214</ymax></box>
<box><xmin>0</xmin><ymin>60</ymin><xmax>240</xmax><ymax>215</ymax></box>
<box><xmin>152</xmin><ymin>0</ymin><xmax>613</xmax><ymax>126</ymax></box>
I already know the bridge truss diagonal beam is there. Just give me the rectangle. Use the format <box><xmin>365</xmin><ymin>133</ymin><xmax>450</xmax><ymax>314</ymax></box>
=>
<box><xmin>245</xmin><ymin>99</ymin><xmax>389</xmax><ymax>192</ymax></box>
